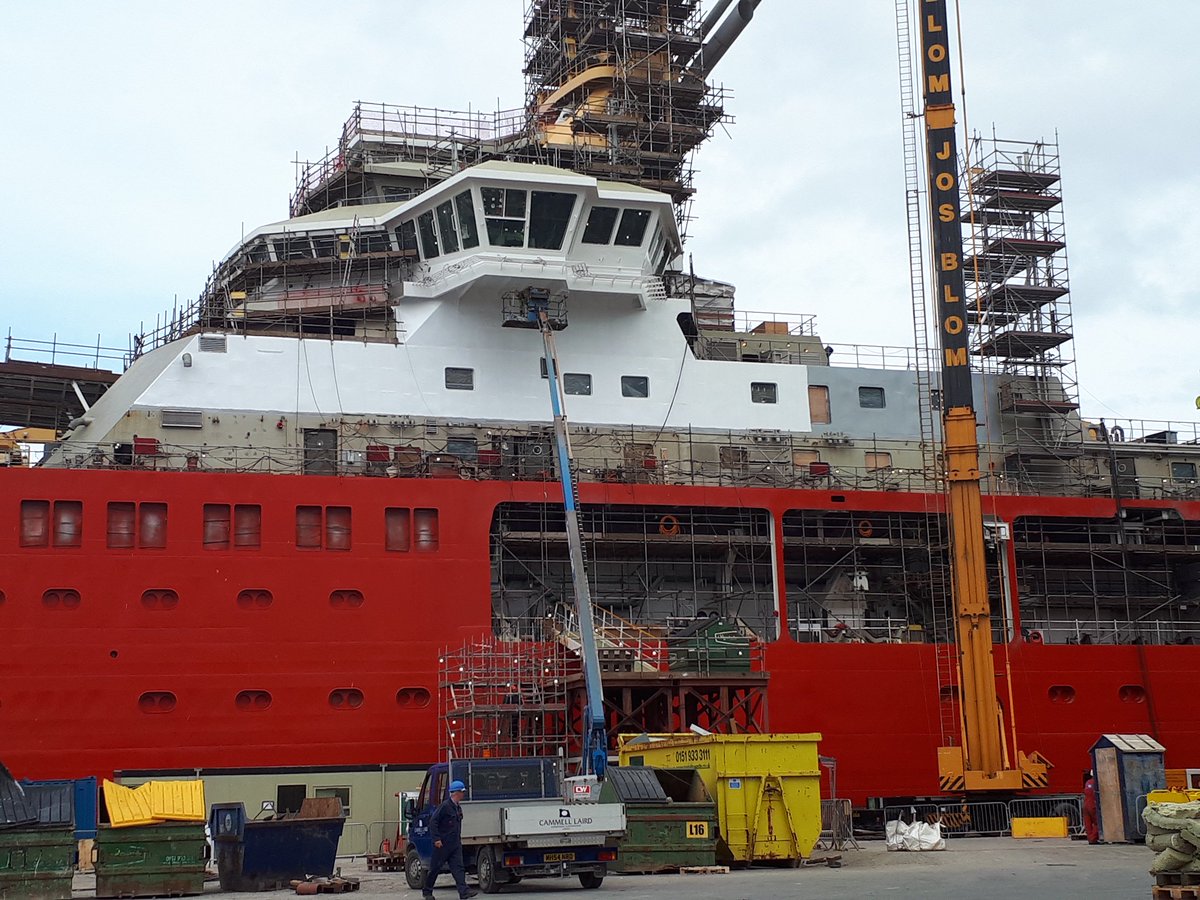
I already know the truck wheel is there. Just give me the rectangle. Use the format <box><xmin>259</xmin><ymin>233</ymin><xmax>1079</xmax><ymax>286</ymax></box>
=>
<box><xmin>476</xmin><ymin>846</ymin><xmax>501</xmax><ymax>894</ymax></box>
<box><xmin>405</xmin><ymin>848</ymin><xmax>425</xmax><ymax>891</ymax></box>
<box><xmin>579</xmin><ymin>872</ymin><xmax>604</xmax><ymax>889</ymax></box>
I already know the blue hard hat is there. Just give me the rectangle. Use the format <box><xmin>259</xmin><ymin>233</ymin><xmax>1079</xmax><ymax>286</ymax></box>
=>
<box><xmin>449</xmin><ymin>780</ymin><xmax>466</xmax><ymax>793</ymax></box>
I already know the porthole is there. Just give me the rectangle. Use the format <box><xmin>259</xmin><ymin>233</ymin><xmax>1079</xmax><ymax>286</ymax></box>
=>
<box><xmin>237</xmin><ymin>589</ymin><xmax>273</xmax><ymax>609</ymax></box>
<box><xmin>396</xmin><ymin>687</ymin><xmax>432</xmax><ymax>709</ymax></box>
<box><xmin>329</xmin><ymin>688</ymin><xmax>364</xmax><ymax>710</ymax></box>
<box><xmin>138</xmin><ymin>691</ymin><xmax>177</xmax><ymax>713</ymax></box>
<box><xmin>235</xmin><ymin>690</ymin><xmax>272</xmax><ymax>711</ymax></box>
<box><xmin>42</xmin><ymin>589</ymin><xmax>81</xmax><ymax>609</ymax></box>
<box><xmin>1047</xmin><ymin>685</ymin><xmax>1076</xmax><ymax>704</ymax></box>
<box><xmin>141</xmin><ymin>589</ymin><xmax>179</xmax><ymax>610</ymax></box>
<box><xmin>1118</xmin><ymin>684</ymin><xmax>1147</xmax><ymax>704</ymax></box>
<box><xmin>329</xmin><ymin>590</ymin><xmax>364</xmax><ymax>608</ymax></box>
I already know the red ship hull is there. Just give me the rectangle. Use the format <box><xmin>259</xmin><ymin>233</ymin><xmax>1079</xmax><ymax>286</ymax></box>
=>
<box><xmin>4</xmin><ymin>467</ymin><xmax>1198</xmax><ymax>803</ymax></box>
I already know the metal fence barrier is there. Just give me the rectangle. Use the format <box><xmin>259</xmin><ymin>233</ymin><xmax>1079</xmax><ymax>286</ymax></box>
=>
<box><xmin>819</xmin><ymin>798</ymin><xmax>859</xmax><ymax>851</ymax></box>
<box><xmin>884</xmin><ymin>797</ymin><xmax>1085</xmax><ymax>838</ymax></box>
<box><xmin>338</xmin><ymin>822</ymin><xmax>368</xmax><ymax>858</ymax></box>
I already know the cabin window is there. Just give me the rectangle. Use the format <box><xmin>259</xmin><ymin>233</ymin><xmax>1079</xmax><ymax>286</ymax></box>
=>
<box><xmin>792</xmin><ymin>449</ymin><xmax>821</xmax><ymax>468</ymax></box>
<box><xmin>564</xmin><ymin>373</ymin><xmax>592</xmax><ymax>396</ymax></box>
<box><xmin>312</xmin><ymin>235</ymin><xmax>337</xmax><ymax>258</ymax></box>
<box><xmin>435</xmin><ymin>200</ymin><xmax>460</xmax><ymax>254</ymax></box>
<box><xmin>859</xmin><ymin>386</ymin><xmax>886</xmax><ymax>409</ymax></box>
<box><xmin>445</xmin><ymin>367</ymin><xmax>474</xmax><ymax>390</ymax></box>
<box><xmin>482</xmin><ymin>187</ymin><xmax>527</xmax><ymax>247</ymax></box>
<box><xmin>246</xmin><ymin>239</ymin><xmax>270</xmax><ymax>263</ymax></box>
<box><xmin>454</xmin><ymin>190</ymin><xmax>480</xmax><ymax>249</ymax></box>
<box><xmin>751</xmin><ymin>382</ymin><xmax>777</xmax><ymax>404</ymax></box>
<box><xmin>1172</xmin><ymin>461</ymin><xmax>1197</xmax><ymax>481</ymax></box>
<box><xmin>296</xmin><ymin>505</ymin><xmax>351</xmax><ymax>550</ymax></box>
<box><xmin>204</xmin><ymin>504</ymin><xmax>261</xmax><ymax>550</ymax></box>
<box><xmin>581</xmin><ymin>206</ymin><xmax>620</xmax><ymax>244</ymax></box>
<box><xmin>355</xmin><ymin>231</ymin><xmax>391</xmax><ymax>255</ymax></box>
<box><xmin>395</xmin><ymin>220</ymin><xmax>418</xmax><ymax>254</ymax></box>
<box><xmin>20</xmin><ymin>499</ymin><xmax>82</xmax><ymax>548</ymax></box>
<box><xmin>276</xmin><ymin>234</ymin><xmax>311</xmax><ymax>261</ymax></box>
<box><xmin>614</xmin><ymin>209</ymin><xmax>651</xmax><ymax>246</ymax></box>
<box><xmin>865</xmin><ymin>452</ymin><xmax>893</xmax><ymax>470</ymax></box>
<box><xmin>529</xmin><ymin>191</ymin><xmax>576</xmax><ymax>250</ymax></box>
<box><xmin>809</xmin><ymin>385</ymin><xmax>831</xmax><ymax>424</ymax></box>
<box><xmin>447</xmin><ymin>436</ymin><xmax>478</xmax><ymax>460</ymax></box>
<box><xmin>417</xmin><ymin>210</ymin><xmax>440</xmax><ymax>259</ymax></box>
<box><xmin>621</xmin><ymin>375</ymin><xmax>649</xmax><ymax>398</ymax></box>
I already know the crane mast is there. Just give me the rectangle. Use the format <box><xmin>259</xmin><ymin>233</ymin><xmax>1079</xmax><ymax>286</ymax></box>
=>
<box><xmin>917</xmin><ymin>0</ymin><xmax>1049</xmax><ymax>792</ymax></box>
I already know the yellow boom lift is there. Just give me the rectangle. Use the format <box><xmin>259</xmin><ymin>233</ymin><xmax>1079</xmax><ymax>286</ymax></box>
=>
<box><xmin>917</xmin><ymin>0</ymin><xmax>1050</xmax><ymax>792</ymax></box>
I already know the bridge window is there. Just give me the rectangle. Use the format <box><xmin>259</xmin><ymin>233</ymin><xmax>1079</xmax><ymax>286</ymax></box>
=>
<box><xmin>1172</xmin><ymin>461</ymin><xmax>1197</xmax><ymax>481</ymax></box>
<box><xmin>417</xmin><ymin>210</ymin><xmax>440</xmax><ymax>259</ymax></box>
<box><xmin>529</xmin><ymin>191</ymin><xmax>576</xmax><ymax>250</ymax></box>
<box><xmin>614</xmin><ymin>209</ymin><xmax>651</xmax><ymax>247</ymax></box>
<box><xmin>436</xmin><ymin>200</ymin><xmax>460</xmax><ymax>254</ymax></box>
<box><xmin>454</xmin><ymin>190</ymin><xmax>480</xmax><ymax>249</ymax></box>
<box><xmin>859</xmin><ymin>386</ymin><xmax>886</xmax><ymax>409</ymax></box>
<box><xmin>482</xmin><ymin>187</ymin><xmax>527</xmax><ymax>247</ymax></box>
<box><xmin>865</xmin><ymin>452</ymin><xmax>893</xmax><ymax>470</ymax></box>
<box><xmin>395</xmin><ymin>220</ymin><xmax>418</xmax><ymax>254</ymax></box>
<box><xmin>564</xmin><ymin>373</ymin><xmax>592</xmax><ymax>396</ymax></box>
<box><xmin>621</xmin><ymin>375</ymin><xmax>649</xmax><ymax>398</ymax></box>
<box><xmin>751</xmin><ymin>382</ymin><xmax>777</xmax><ymax>404</ymax></box>
<box><xmin>445</xmin><ymin>367</ymin><xmax>474</xmax><ymax>391</ymax></box>
<box><xmin>355</xmin><ymin>231</ymin><xmax>391</xmax><ymax>255</ymax></box>
<box><xmin>581</xmin><ymin>206</ymin><xmax>619</xmax><ymax>244</ymax></box>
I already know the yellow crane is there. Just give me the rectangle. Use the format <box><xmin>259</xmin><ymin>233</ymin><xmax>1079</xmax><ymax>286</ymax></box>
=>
<box><xmin>917</xmin><ymin>0</ymin><xmax>1050</xmax><ymax>792</ymax></box>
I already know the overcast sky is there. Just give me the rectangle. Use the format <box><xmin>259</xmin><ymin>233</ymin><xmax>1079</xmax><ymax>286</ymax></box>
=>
<box><xmin>2</xmin><ymin>2</ymin><xmax>1197</xmax><ymax>427</ymax></box>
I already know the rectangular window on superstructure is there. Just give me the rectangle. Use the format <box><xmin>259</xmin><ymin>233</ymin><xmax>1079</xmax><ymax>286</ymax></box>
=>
<box><xmin>417</xmin><ymin>210</ymin><xmax>440</xmax><ymax>259</ymax></box>
<box><xmin>809</xmin><ymin>385</ymin><xmax>831</xmax><ymax>424</ymax></box>
<box><xmin>792</xmin><ymin>449</ymin><xmax>821</xmax><ymax>468</ymax></box>
<box><xmin>454</xmin><ymin>190</ymin><xmax>480</xmax><ymax>249</ymax></box>
<box><xmin>751</xmin><ymin>382</ymin><xmax>777</xmax><ymax>404</ymax></box>
<box><xmin>105</xmin><ymin>501</ymin><xmax>166</xmax><ymax>549</ymax></box>
<box><xmin>621</xmin><ymin>375</ymin><xmax>649</xmax><ymax>398</ymax></box>
<box><xmin>614</xmin><ymin>209</ymin><xmax>651</xmax><ymax>246</ymax></box>
<box><xmin>435</xmin><ymin>200</ymin><xmax>460</xmax><ymax>254</ymax></box>
<box><xmin>385</xmin><ymin>507</ymin><xmax>411</xmax><ymax>551</ymax></box>
<box><xmin>395</xmin><ymin>220</ymin><xmax>418</xmax><ymax>255</ymax></box>
<box><xmin>859</xmin><ymin>386</ymin><xmax>886</xmax><ymax>409</ymax></box>
<box><xmin>447</xmin><ymin>436</ymin><xmax>478</xmax><ymax>461</ymax></box>
<box><xmin>445</xmin><ymin>367</ymin><xmax>474</xmax><ymax>390</ymax></box>
<box><xmin>581</xmin><ymin>206</ymin><xmax>619</xmax><ymax>244</ymax></box>
<box><xmin>481</xmin><ymin>187</ymin><xmax>527</xmax><ymax>247</ymax></box>
<box><xmin>312</xmin><ymin>235</ymin><xmax>336</xmax><ymax>258</ymax></box>
<box><xmin>355</xmin><ymin>231</ymin><xmax>391</xmax><ymax>255</ymax></box>
<box><xmin>296</xmin><ymin>505</ymin><xmax>350</xmax><ymax>550</ymax></box>
<box><xmin>529</xmin><ymin>191</ymin><xmax>576</xmax><ymax>250</ymax></box>
<box><xmin>865</xmin><ymin>451</ymin><xmax>893</xmax><ymax>470</ymax></box>
<box><xmin>1172</xmin><ymin>461</ymin><xmax>1197</xmax><ymax>481</ymax></box>
<box><xmin>204</xmin><ymin>504</ymin><xmax>262</xmax><ymax>550</ymax></box>
<box><xmin>563</xmin><ymin>373</ymin><xmax>592</xmax><ymax>396</ymax></box>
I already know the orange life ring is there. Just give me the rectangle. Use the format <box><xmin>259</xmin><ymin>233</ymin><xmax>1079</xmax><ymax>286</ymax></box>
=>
<box><xmin>659</xmin><ymin>514</ymin><xmax>681</xmax><ymax>537</ymax></box>
<box><xmin>857</xmin><ymin>519</ymin><xmax>874</xmax><ymax>538</ymax></box>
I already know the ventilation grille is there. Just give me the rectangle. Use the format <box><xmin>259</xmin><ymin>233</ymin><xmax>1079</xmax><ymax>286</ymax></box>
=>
<box><xmin>161</xmin><ymin>408</ymin><xmax>205</xmax><ymax>428</ymax></box>
<box><xmin>198</xmin><ymin>334</ymin><xmax>227</xmax><ymax>353</ymax></box>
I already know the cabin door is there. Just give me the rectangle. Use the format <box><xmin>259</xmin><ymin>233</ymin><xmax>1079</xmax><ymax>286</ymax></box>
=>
<box><xmin>303</xmin><ymin>428</ymin><xmax>338</xmax><ymax>475</ymax></box>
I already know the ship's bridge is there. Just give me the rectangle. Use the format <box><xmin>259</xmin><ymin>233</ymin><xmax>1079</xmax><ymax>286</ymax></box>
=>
<box><xmin>215</xmin><ymin>161</ymin><xmax>680</xmax><ymax>324</ymax></box>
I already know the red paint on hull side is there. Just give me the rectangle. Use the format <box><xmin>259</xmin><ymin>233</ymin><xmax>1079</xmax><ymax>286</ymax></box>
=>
<box><xmin>3</xmin><ymin>466</ymin><xmax>1199</xmax><ymax>802</ymax></box>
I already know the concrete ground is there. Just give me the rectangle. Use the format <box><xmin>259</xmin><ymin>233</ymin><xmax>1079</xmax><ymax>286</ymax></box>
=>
<box><xmin>73</xmin><ymin>837</ymin><xmax>1155</xmax><ymax>899</ymax></box>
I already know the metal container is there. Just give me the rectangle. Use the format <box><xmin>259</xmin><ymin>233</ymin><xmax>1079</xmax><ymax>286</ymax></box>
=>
<box><xmin>1090</xmin><ymin>733</ymin><xmax>1166</xmax><ymax>843</ymax></box>
<box><xmin>602</xmin><ymin>767</ymin><xmax>717</xmax><ymax>873</ymax></box>
<box><xmin>0</xmin><ymin>827</ymin><xmax>76</xmax><ymax>900</ymax></box>
<box><xmin>667</xmin><ymin>616</ymin><xmax>752</xmax><ymax>672</ymax></box>
<box><xmin>210</xmin><ymin>800</ymin><xmax>345</xmax><ymax>891</ymax></box>
<box><xmin>619</xmin><ymin>733</ymin><xmax>823</xmax><ymax>863</ymax></box>
<box><xmin>94</xmin><ymin>822</ymin><xmax>206</xmax><ymax>898</ymax></box>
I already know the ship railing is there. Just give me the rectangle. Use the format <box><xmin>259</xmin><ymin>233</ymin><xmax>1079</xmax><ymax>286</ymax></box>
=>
<box><xmin>346</xmin><ymin>102</ymin><xmax>527</xmax><ymax>146</ymax></box>
<box><xmin>1020</xmin><ymin>619</ymin><xmax>1200</xmax><ymax>647</ymax></box>
<box><xmin>3</xmin><ymin>331</ymin><xmax>126</xmax><ymax>370</ymax></box>
<box><xmin>703</xmin><ymin>310</ymin><xmax>818</xmax><ymax>337</ymax></box>
<box><xmin>791</xmin><ymin>616</ymin><xmax>926</xmax><ymax>644</ymax></box>
<box><xmin>1081</xmin><ymin>417</ymin><xmax>1200</xmax><ymax>446</ymax></box>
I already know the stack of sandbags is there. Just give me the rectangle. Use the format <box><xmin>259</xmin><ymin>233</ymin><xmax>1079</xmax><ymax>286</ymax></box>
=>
<box><xmin>1143</xmin><ymin>800</ymin><xmax>1200</xmax><ymax>874</ymax></box>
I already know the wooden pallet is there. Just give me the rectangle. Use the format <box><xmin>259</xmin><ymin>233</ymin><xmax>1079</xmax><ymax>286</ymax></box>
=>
<box><xmin>366</xmin><ymin>853</ymin><xmax>406</xmax><ymax>872</ymax></box>
<box><xmin>1153</xmin><ymin>886</ymin><xmax>1200</xmax><ymax>900</ymax></box>
<box><xmin>679</xmin><ymin>865</ymin><xmax>731</xmax><ymax>875</ymax></box>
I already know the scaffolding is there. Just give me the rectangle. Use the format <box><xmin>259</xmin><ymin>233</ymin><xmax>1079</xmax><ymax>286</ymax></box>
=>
<box><xmin>438</xmin><ymin>636</ymin><xmax>575</xmax><ymax>761</ymax></box>
<box><xmin>965</xmin><ymin>135</ymin><xmax>1084</xmax><ymax>485</ymax></box>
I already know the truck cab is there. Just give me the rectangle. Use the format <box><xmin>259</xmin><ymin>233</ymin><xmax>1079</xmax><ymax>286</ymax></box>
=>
<box><xmin>403</xmin><ymin>758</ymin><xmax>623</xmax><ymax>893</ymax></box>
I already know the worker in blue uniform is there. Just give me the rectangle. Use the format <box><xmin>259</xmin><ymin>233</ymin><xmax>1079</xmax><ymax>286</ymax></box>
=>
<box><xmin>423</xmin><ymin>780</ymin><xmax>479</xmax><ymax>899</ymax></box>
